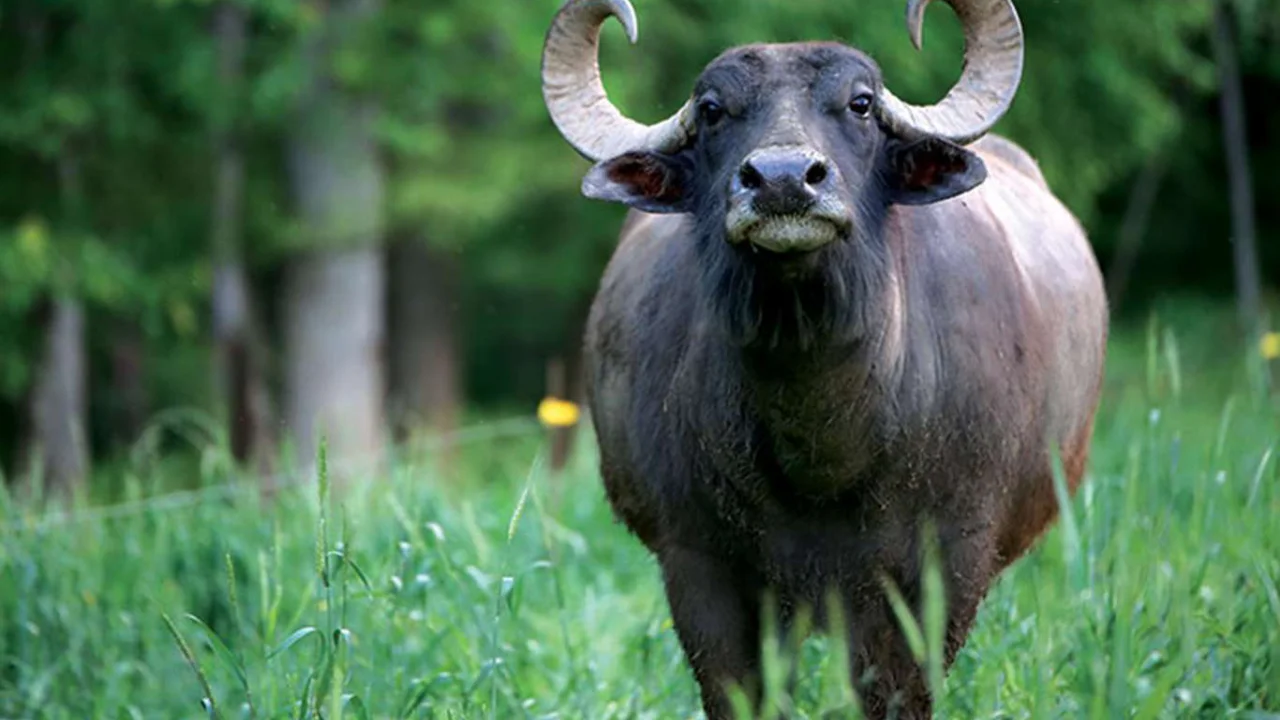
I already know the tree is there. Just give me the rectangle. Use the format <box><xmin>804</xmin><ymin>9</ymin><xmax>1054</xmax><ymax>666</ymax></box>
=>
<box><xmin>283</xmin><ymin>0</ymin><xmax>389</xmax><ymax>480</ymax></box>
<box><xmin>1210</xmin><ymin>0</ymin><xmax>1264</xmax><ymax>343</ymax></box>
<box><xmin>24</xmin><ymin>153</ymin><xmax>90</xmax><ymax>496</ymax></box>
<box><xmin>375</xmin><ymin>0</ymin><xmax>581</xmax><ymax>455</ymax></box>
<box><xmin>211</xmin><ymin>0</ymin><xmax>275</xmax><ymax>471</ymax></box>
<box><xmin>1</xmin><ymin>2</ymin><xmax>93</xmax><ymax>496</ymax></box>
<box><xmin>386</xmin><ymin>238</ymin><xmax>462</xmax><ymax>452</ymax></box>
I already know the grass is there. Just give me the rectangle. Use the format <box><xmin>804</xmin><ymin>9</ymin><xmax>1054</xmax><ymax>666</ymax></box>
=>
<box><xmin>1</xmin><ymin>302</ymin><xmax>1279</xmax><ymax>719</ymax></box>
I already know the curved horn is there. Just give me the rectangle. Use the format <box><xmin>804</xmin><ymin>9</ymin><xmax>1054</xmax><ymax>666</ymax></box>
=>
<box><xmin>875</xmin><ymin>0</ymin><xmax>1025</xmax><ymax>145</ymax></box>
<box><xmin>541</xmin><ymin>0</ymin><xmax>695</xmax><ymax>162</ymax></box>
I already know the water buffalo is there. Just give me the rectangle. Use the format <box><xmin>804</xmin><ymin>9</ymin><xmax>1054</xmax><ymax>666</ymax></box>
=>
<box><xmin>540</xmin><ymin>0</ymin><xmax>1108</xmax><ymax>716</ymax></box>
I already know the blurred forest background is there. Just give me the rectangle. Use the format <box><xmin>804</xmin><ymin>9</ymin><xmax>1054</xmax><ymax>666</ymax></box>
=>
<box><xmin>1</xmin><ymin>0</ymin><xmax>1278</xmax><ymax>500</ymax></box>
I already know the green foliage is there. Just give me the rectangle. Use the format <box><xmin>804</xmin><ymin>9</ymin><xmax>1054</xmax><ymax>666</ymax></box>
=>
<box><xmin>376</xmin><ymin>0</ymin><xmax>587</xmax><ymax>239</ymax></box>
<box><xmin>0</xmin><ymin>0</ymin><xmax>223</xmax><ymax>407</ymax></box>
<box><xmin>2</xmin><ymin>318</ymin><xmax>1279</xmax><ymax>717</ymax></box>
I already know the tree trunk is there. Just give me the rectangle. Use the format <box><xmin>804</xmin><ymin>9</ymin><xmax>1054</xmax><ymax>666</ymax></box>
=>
<box><xmin>8</xmin><ymin>0</ymin><xmax>87</xmax><ymax>499</ymax></box>
<box><xmin>22</xmin><ymin>152</ymin><xmax>90</xmax><ymax>498</ymax></box>
<box><xmin>213</xmin><ymin>263</ymin><xmax>276</xmax><ymax>472</ymax></box>
<box><xmin>1105</xmin><ymin>150</ymin><xmax>1169</xmax><ymax>313</ymax></box>
<box><xmin>284</xmin><ymin>0</ymin><xmax>387</xmax><ymax>481</ymax></box>
<box><xmin>387</xmin><ymin>239</ymin><xmax>461</xmax><ymax>460</ymax></box>
<box><xmin>1210</xmin><ymin>0</ymin><xmax>1264</xmax><ymax>342</ymax></box>
<box><xmin>547</xmin><ymin>311</ymin><xmax>587</xmax><ymax>473</ymax></box>
<box><xmin>23</xmin><ymin>298</ymin><xmax>89</xmax><ymax>497</ymax></box>
<box><xmin>106</xmin><ymin>320</ymin><xmax>148</xmax><ymax>447</ymax></box>
<box><xmin>211</xmin><ymin>0</ymin><xmax>275</xmax><ymax>474</ymax></box>
<box><xmin>283</xmin><ymin>251</ymin><xmax>385</xmax><ymax>478</ymax></box>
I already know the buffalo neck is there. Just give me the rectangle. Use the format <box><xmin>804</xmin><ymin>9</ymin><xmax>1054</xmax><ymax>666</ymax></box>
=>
<box><xmin>731</xmin><ymin>253</ymin><xmax>901</xmax><ymax>420</ymax></box>
<box><xmin>694</xmin><ymin>234</ymin><xmax>905</xmax><ymax>497</ymax></box>
<box><xmin>697</xmin><ymin>225</ymin><xmax>897</xmax><ymax>355</ymax></box>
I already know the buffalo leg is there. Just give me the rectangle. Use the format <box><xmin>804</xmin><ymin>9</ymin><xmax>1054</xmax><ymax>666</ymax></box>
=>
<box><xmin>659</xmin><ymin>546</ymin><xmax>763</xmax><ymax>720</ymax></box>
<box><xmin>852</xmin><ymin>530</ymin><xmax>998</xmax><ymax>719</ymax></box>
<box><xmin>850</xmin><ymin>600</ymin><xmax>986</xmax><ymax>719</ymax></box>
<box><xmin>848</xmin><ymin>603</ymin><xmax>932</xmax><ymax>720</ymax></box>
<box><xmin>938</xmin><ymin>540</ymin><xmax>998</xmax><ymax>679</ymax></box>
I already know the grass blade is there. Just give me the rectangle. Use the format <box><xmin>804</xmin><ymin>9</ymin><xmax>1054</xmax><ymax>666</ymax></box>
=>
<box><xmin>267</xmin><ymin>626</ymin><xmax>321</xmax><ymax>660</ymax></box>
<box><xmin>161</xmin><ymin>612</ymin><xmax>224</xmax><ymax>720</ymax></box>
<box><xmin>879</xmin><ymin>574</ymin><xmax>926</xmax><ymax>663</ymax></box>
<box><xmin>182</xmin><ymin>614</ymin><xmax>251</xmax><ymax>702</ymax></box>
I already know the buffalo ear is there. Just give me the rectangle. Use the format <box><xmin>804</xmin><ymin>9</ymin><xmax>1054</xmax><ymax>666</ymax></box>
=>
<box><xmin>582</xmin><ymin>151</ymin><xmax>694</xmax><ymax>214</ymax></box>
<box><xmin>885</xmin><ymin>137</ymin><xmax>988</xmax><ymax>206</ymax></box>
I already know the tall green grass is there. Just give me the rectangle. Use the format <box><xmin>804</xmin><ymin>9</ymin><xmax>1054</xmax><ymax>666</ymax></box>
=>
<box><xmin>1</xmin><ymin>307</ymin><xmax>1278</xmax><ymax>718</ymax></box>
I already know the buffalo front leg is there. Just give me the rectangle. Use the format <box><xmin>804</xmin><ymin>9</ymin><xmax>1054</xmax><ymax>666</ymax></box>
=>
<box><xmin>852</xmin><ymin>531</ymin><xmax>999</xmax><ymax>719</ymax></box>
<box><xmin>659</xmin><ymin>546</ymin><xmax>764</xmax><ymax>720</ymax></box>
<box><xmin>848</xmin><ymin>602</ymin><xmax>933</xmax><ymax>720</ymax></box>
<box><xmin>853</xmin><ymin>589</ymin><xmax>989</xmax><ymax>719</ymax></box>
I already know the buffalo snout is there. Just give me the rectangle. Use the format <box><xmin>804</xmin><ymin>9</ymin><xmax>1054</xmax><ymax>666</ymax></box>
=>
<box><xmin>737</xmin><ymin>147</ymin><xmax>830</xmax><ymax>215</ymax></box>
<box><xmin>727</xmin><ymin>146</ymin><xmax>851</xmax><ymax>254</ymax></box>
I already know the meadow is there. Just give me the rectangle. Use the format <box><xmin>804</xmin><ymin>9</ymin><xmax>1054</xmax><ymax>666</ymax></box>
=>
<box><xmin>2</xmin><ymin>301</ymin><xmax>1278</xmax><ymax>719</ymax></box>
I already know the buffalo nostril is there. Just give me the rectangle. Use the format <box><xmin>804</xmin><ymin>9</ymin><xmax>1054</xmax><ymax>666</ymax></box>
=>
<box><xmin>805</xmin><ymin>162</ymin><xmax>828</xmax><ymax>186</ymax></box>
<box><xmin>739</xmin><ymin>162</ymin><xmax>764</xmax><ymax>191</ymax></box>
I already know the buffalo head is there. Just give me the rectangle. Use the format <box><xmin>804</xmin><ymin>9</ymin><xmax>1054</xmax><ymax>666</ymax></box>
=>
<box><xmin>542</xmin><ymin>0</ymin><xmax>1024</xmax><ymax>255</ymax></box>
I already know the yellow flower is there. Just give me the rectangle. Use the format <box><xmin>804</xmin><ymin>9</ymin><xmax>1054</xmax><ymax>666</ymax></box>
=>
<box><xmin>538</xmin><ymin>397</ymin><xmax>580</xmax><ymax>428</ymax></box>
<box><xmin>1261</xmin><ymin>332</ymin><xmax>1280</xmax><ymax>361</ymax></box>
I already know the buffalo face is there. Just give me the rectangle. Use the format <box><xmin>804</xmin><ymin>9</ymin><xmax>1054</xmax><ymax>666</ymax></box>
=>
<box><xmin>581</xmin><ymin>45</ymin><xmax>990</xmax><ymax>258</ymax></box>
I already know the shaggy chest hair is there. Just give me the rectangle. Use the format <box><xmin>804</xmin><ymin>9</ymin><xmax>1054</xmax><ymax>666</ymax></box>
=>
<box><xmin>674</xmin><ymin>233</ymin><xmax>912</xmax><ymax>513</ymax></box>
<box><xmin>693</xmin><ymin>201</ymin><xmax>894</xmax><ymax>352</ymax></box>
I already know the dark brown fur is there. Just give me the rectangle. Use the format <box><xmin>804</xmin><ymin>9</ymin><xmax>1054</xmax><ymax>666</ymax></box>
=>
<box><xmin>578</xmin><ymin>44</ymin><xmax>1108</xmax><ymax>719</ymax></box>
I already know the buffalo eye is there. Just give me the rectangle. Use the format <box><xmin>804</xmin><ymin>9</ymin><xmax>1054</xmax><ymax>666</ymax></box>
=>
<box><xmin>698</xmin><ymin>99</ymin><xmax>726</xmax><ymax>126</ymax></box>
<box><xmin>849</xmin><ymin>94</ymin><xmax>873</xmax><ymax>117</ymax></box>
